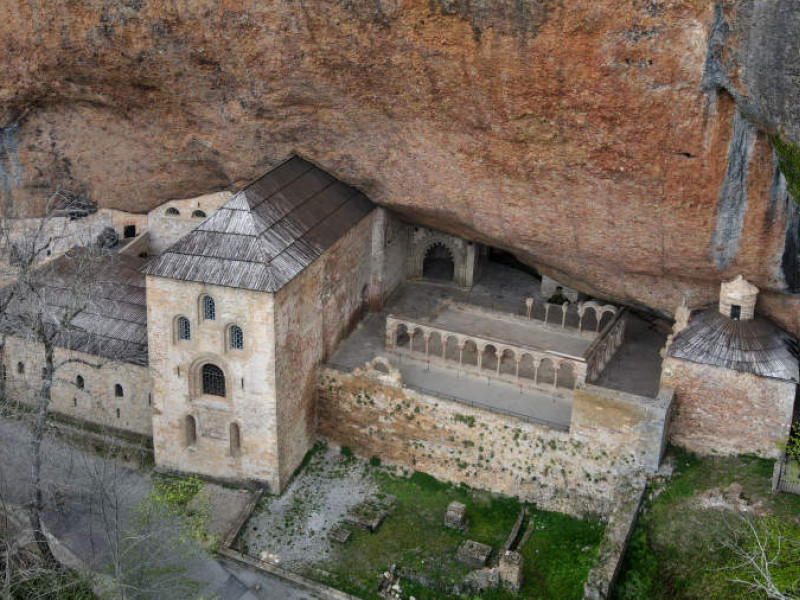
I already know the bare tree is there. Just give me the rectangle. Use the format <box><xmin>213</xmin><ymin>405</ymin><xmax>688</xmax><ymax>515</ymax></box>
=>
<box><xmin>0</xmin><ymin>193</ymin><xmax>108</xmax><ymax>566</ymax></box>
<box><xmin>78</xmin><ymin>453</ymin><xmax>207</xmax><ymax>600</ymax></box>
<box><xmin>719</xmin><ymin>515</ymin><xmax>800</xmax><ymax>600</ymax></box>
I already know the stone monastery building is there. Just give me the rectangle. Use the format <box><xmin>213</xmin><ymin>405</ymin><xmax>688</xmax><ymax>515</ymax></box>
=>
<box><xmin>1</xmin><ymin>156</ymin><xmax>797</xmax><ymax>514</ymax></box>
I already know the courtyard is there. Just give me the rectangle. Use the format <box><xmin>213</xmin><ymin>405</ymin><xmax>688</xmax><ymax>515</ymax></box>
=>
<box><xmin>328</xmin><ymin>262</ymin><xmax>667</xmax><ymax>429</ymax></box>
<box><xmin>236</xmin><ymin>444</ymin><xmax>604</xmax><ymax>600</ymax></box>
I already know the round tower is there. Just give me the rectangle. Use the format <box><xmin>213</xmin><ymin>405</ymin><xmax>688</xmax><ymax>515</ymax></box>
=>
<box><xmin>719</xmin><ymin>275</ymin><xmax>758</xmax><ymax>321</ymax></box>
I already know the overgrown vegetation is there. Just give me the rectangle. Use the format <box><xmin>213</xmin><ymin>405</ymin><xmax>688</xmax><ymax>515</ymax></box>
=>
<box><xmin>151</xmin><ymin>474</ymin><xmax>203</xmax><ymax>508</ymax></box>
<box><xmin>785</xmin><ymin>422</ymin><xmax>800</xmax><ymax>465</ymax></box>
<box><xmin>771</xmin><ymin>133</ymin><xmax>800</xmax><ymax>206</ymax></box>
<box><xmin>614</xmin><ymin>447</ymin><xmax>800</xmax><ymax>600</ymax></box>
<box><xmin>4</xmin><ymin>571</ymin><xmax>96</xmax><ymax>600</ymax></box>
<box><xmin>110</xmin><ymin>474</ymin><xmax>210</xmax><ymax>599</ymax></box>
<box><xmin>306</xmin><ymin>461</ymin><xmax>602</xmax><ymax>600</ymax></box>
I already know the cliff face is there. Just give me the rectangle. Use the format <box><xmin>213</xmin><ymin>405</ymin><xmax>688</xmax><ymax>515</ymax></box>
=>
<box><xmin>2</xmin><ymin>0</ymin><xmax>800</xmax><ymax>331</ymax></box>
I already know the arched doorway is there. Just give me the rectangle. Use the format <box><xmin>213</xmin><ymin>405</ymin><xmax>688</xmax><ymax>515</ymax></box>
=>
<box><xmin>422</xmin><ymin>242</ymin><xmax>455</xmax><ymax>282</ymax></box>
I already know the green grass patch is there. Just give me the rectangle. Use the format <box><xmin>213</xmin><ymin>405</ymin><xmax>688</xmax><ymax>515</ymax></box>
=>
<box><xmin>152</xmin><ymin>473</ymin><xmax>203</xmax><ymax>508</ymax></box>
<box><xmin>518</xmin><ymin>511</ymin><xmax>604</xmax><ymax>599</ymax></box>
<box><xmin>614</xmin><ymin>446</ymin><xmax>800</xmax><ymax>600</ymax></box>
<box><xmin>312</xmin><ymin>465</ymin><xmax>602</xmax><ymax>600</ymax></box>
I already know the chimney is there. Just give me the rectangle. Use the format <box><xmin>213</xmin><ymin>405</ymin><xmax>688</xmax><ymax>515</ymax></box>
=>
<box><xmin>719</xmin><ymin>275</ymin><xmax>758</xmax><ymax>321</ymax></box>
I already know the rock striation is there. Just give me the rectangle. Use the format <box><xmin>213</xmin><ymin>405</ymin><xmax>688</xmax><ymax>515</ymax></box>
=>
<box><xmin>2</xmin><ymin>1</ymin><xmax>800</xmax><ymax>330</ymax></box>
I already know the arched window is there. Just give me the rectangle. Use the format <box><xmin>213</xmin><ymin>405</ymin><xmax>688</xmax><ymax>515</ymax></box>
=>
<box><xmin>16</xmin><ymin>362</ymin><xmax>24</xmax><ymax>374</ymax></box>
<box><xmin>114</xmin><ymin>384</ymin><xmax>124</xmax><ymax>397</ymax></box>
<box><xmin>229</xmin><ymin>325</ymin><xmax>244</xmax><ymax>350</ymax></box>
<box><xmin>177</xmin><ymin>316</ymin><xmax>191</xmax><ymax>341</ymax></box>
<box><xmin>76</xmin><ymin>375</ymin><xmax>84</xmax><ymax>390</ymax></box>
<box><xmin>202</xmin><ymin>296</ymin><xmax>215</xmax><ymax>320</ymax></box>
<box><xmin>165</xmin><ymin>207</ymin><xmax>180</xmax><ymax>217</ymax></box>
<box><xmin>201</xmin><ymin>364</ymin><xmax>225</xmax><ymax>397</ymax></box>
<box><xmin>185</xmin><ymin>415</ymin><xmax>197</xmax><ymax>447</ymax></box>
<box><xmin>229</xmin><ymin>422</ymin><xmax>241</xmax><ymax>457</ymax></box>
<box><xmin>192</xmin><ymin>210</ymin><xmax>206</xmax><ymax>218</ymax></box>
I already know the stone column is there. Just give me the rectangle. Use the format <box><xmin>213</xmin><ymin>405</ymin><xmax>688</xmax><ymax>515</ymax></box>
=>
<box><xmin>369</xmin><ymin>207</ymin><xmax>386</xmax><ymax>310</ymax></box>
<box><xmin>464</xmin><ymin>242</ymin><xmax>478</xmax><ymax>287</ymax></box>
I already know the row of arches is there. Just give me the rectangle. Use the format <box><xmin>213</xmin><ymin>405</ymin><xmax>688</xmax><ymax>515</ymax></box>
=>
<box><xmin>393</xmin><ymin>324</ymin><xmax>579</xmax><ymax>389</ymax></box>
<box><xmin>165</xmin><ymin>207</ymin><xmax>207</xmax><ymax>219</ymax></box>
<box><xmin>521</xmin><ymin>299</ymin><xmax>617</xmax><ymax>333</ymax></box>
<box><xmin>184</xmin><ymin>415</ymin><xmax>241</xmax><ymax>457</ymax></box>
<box><xmin>587</xmin><ymin>319</ymin><xmax>626</xmax><ymax>381</ymax></box>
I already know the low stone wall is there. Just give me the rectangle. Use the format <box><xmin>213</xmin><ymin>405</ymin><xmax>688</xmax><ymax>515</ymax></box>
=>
<box><xmin>583</xmin><ymin>483</ymin><xmax>647</xmax><ymax>600</ymax></box>
<box><xmin>317</xmin><ymin>364</ymin><xmax>671</xmax><ymax>517</ymax></box>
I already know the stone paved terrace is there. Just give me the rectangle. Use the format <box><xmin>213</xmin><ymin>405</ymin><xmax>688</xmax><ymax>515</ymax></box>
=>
<box><xmin>327</xmin><ymin>265</ymin><xmax>668</xmax><ymax>427</ymax></box>
<box><xmin>329</xmin><ymin>310</ymin><xmax>573</xmax><ymax>427</ymax></box>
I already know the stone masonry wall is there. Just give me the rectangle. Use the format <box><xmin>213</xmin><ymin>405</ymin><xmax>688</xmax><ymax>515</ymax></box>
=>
<box><xmin>370</xmin><ymin>209</ymin><xmax>408</xmax><ymax>308</ymax></box>
<box><xmin>147</xmin><ymin>191</ymin><xmax>232</xmax><ymax>255</ymax></box>
<box><xmin>661</xmin><ymin>356</ymin><xmax>795</xmax><ymax>458</ymax></box>
<box><xmin>146</xmin><ymin>276</ymin><xmax>279</xmax><ymax>488</ymax></box>
<box><xmin>274</xmin><ymin>211</ymin><xmax>377</xmax><ymax>488</ymax></box>
<box><xmin>1</xmin><ymin>336</ymin><xmax>152</xmax><ymax>436</ymax></box>
<box><xmin>317</xmin><ymin>366</ymin><xmax>671</xmax><ymax>517</ymax></box>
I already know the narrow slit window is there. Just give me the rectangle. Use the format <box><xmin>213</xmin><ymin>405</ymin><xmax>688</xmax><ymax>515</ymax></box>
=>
<box><xmin>185</xmin><ymin>415</ymin><xmax>197</xmax><ymax>447</ymax></box>
<box><xmin>229</xmin><ymin>422</ymin><xmax>241</xmax><ymax>457</ymax></box>
<box><xmin>177</xmin><ymin>316</ymin><xmax>191</xmax><ymax>341</ymax></box>
<box><xmin>76</xmin><ymin>375</ymin><xmax>84</xmax><ymax>390</ymax></box>
<box><xmin>114</xmin><ymin>384</ymin><xmax>124</xmax><ymax>398</ymax></box>
<box><xmin>202</xmin><ymin>296</ymin><xmax>215</xmax><ymax>320</ymax></box>
<box><xmin>229</xmin><ymin>325</ymin><xmax>244</xmax><ymax>350</ymax></box>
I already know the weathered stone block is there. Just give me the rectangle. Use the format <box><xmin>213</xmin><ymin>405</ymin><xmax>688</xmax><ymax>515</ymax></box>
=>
<box><xmin>444</xmin><ymin>501</ymin><xmax>467</xmax><ymax>530</ymax></box>
<box><xmin>329</xmin><ymin>525</ymin><xmax>351</xmax><ymax>544</ymax></box>
<box><xmin>344</xmin><ymin>496</ymin><xmax>394</xmax><ymax>532</ymax></box>
<box><xmin>456</xmin><ymin>540</ymin><xmax>492</xmax><ymax>569</ymax></box>
<box><xmin>499</xmin><ymin>550</ymin><xmax>523</xmax><ymax>592</ymax></box>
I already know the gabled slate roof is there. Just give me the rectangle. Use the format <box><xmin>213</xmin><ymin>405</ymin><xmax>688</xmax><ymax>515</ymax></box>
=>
<box><xmin>142</xmin><ymin>156</ymin><xmax>375</xmax><ymax>292</ymax></box>
<box><xmin>668</xmin><ymin>309</ymin><xmax>799</xmax><ymax>382</ymax></box>
<box><xmin>0</xmin><ymin>249</ymin><xmax>148</xmax><ymax>365</ymax></box>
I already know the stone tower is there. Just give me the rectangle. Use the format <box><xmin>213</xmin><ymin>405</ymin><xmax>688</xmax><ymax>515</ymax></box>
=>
<box><xmin>142</xmin><ymin>156</ymin><xmax>378</xmax><ymax>490</ymax></box>
<box><xmin>719</xmin><ymin>275</ymin><xmax>758</xmax><ymax>321</ymax></box>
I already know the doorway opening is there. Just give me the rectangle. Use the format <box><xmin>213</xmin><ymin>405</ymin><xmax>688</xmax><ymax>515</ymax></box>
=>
<box><xmin>422</xmin><ymin>242</ymin><xmax>455</xmax><ymax>282</ymax></box>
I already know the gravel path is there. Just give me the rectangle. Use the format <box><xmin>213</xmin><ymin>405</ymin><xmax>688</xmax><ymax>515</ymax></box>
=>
<box><xmin>243</xmin><ymin>448</ymin><xmax>378</xmax><ymax>569</ymax></box>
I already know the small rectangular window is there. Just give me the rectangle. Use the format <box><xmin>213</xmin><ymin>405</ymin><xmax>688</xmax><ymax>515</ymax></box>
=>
<box><xmin>730</xmin><ymin>304</ymin><xmax>741</xmax><ymax>320</ymax></box>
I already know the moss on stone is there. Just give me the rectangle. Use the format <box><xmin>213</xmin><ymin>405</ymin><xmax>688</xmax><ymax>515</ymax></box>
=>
<box><xmin>771</xmin><ymin>133</ymin><xmax>800</xmax><ymax>205</ymax></box>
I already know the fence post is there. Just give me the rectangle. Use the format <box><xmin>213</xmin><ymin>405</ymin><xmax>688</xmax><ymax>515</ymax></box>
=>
<box><xmin>772</xmin><ymin>459</ymin><xmax>780</xmax><ymax>492</ymax></box>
